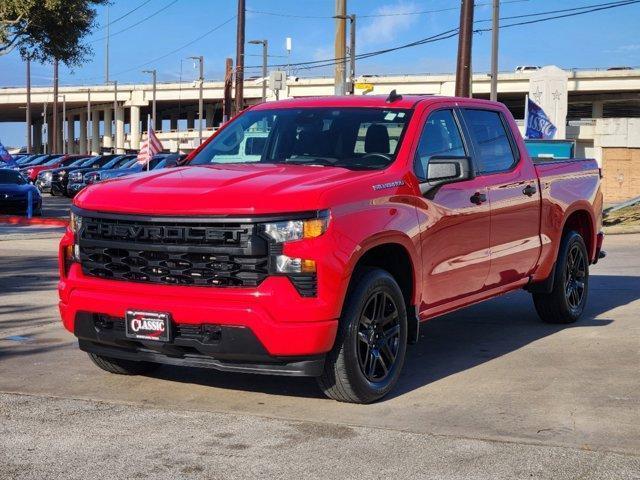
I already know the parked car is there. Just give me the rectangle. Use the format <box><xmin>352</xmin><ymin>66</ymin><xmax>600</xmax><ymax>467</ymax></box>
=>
<box><xmin>21</xmin><ymin>154</ymin><xmax>90</xmax><ymax>183</ymax></box>
<box><xmin>36</xmin><ymin>156</ymin><xmax>94</xmax><ymax>194</ymax></box>
<box><xmin>48</xmin><ymin>155</ymin><xmax>118</xmax><ymax>196</ymax></box>
<box><xmin>67</xmin><ymin>155</ymin><xmax>137</xmax><ymax>197</ymax></box>
<box><xmin>0</xmin><ymin>168</ymin><xmax>42</xmax><ymax>216</ymax></box>
<box><xmin>83</xmin><ymin>153</ymin><xmax>181</xmax><ymax>185</ymax></box>
<box><xmin>59</xmin><ymin>95</ymin><xmax>604</xmax><ymax>403</ymax></box>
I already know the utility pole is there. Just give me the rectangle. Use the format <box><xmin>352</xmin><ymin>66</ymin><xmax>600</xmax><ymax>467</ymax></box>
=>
<box><xmin>86</xmin><ymin>90</ymin><xmax>92</xmax><ymax>155</ymax></box>
<box><xmin>348</xmin><ymin>14</ymin><xmax>356</xmax><ymax>94</ymax></box>
<box><xmin>53</xmin><ymin>59</ymin><xmax>59</xmax><ymax>153</ymax></box>
<box><xmin>143</xmin><ymin>69</ymin><xmax>157</xmax><ymax>128</ymax></box>
<box><xmin>455</xmin><ymin>0</ymin><xmax>474</xmax><ymax>97</ymax></box>
<box><xmin>60</xmin><ymin>95</ymin><xmax>66</xmax><ymax>154</ymax></box>
<box><xmin>26</xmin><ymin>58</ymin><xmax>31</xmax><ymax>153</ymax></box>
<box><xmin>490</xmin><ymin>0</ymin><xmax>499</xmax><ymax>102</ymax></box>
<box><xmin>223</xmin><ymin>58</ymin><xmax>233</xmax><ymax>123</ymax></box>
<box><xmin>189</xmin><ymin>56</ymin><xmax>204</xmax><ymax>145</ymax></box>
<box><xmin>110</xmin><ymin>80</ymin><xmax>118</xmax><ymax>153</ymax></box>
<box><xmin>235</xmin><ymin>0</ymin><xmax>245</xmax><ymax>114</ymax></box>
<box><xmin>249</xmin><ymin>39</ymin><xmax>268</xmax><ymax>102</ymax></box>
<box><xmin>43</xmin><ymin>102</ymin><xmax>47</xmax><ymax>154</ymax></box>
<box><xmin>334</xmin><ymin>0</ymin><xmax>347</xmax><ymax>95</ymax></box>
<box><xmin>105</xmin><ymin>4</ymin><xmax>110</xmax><ymax>83</ymax></box>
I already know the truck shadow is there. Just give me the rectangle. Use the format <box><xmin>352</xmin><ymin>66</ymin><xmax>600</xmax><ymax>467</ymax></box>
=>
<box><xmin>151</xmin><ymin>273</ymin><xmax>637</xmax><ymax>401</ymax></box>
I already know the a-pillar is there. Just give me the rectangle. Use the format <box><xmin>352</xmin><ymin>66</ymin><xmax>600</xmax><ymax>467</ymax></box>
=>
<box><xmin>33</xmin><ymin>119</ymin><xmax>43</xmax><ymax>153</ymax></box>
<box><xmin>592</xmin><ymin>101</ymin><xmax>604</xmax><ymax>118</ymax></box>
<box><xmin>130</xmin><ymin>106</ymin><xmax>141</xmax><ymax>150</ymax></box>
<box><xmin>103</xmin><ymin>108</ymin><xmax>113</xmax><ymax>151</ymax></box>
<box><xmin>79</xmin><ymin>112</ymin><xmax>87</xmax><ymax>154</ymax></box>
<box><xmin>205</xmin><ymin>104</ymin><xmax>215</xmax><ymax>128</ymax></box>
<box><xmin>66</xmin><ymin>114</ymin><xmax>75</xmax><ymax>154</ymax></box>
<box><xmin>187</xmin><ymin>111</ymin><xmax>195</xmax><ymax>130</ymax></box>
<box><xmin>170</xmin><ymin>114</ymin><xmax>178</xmax><ymax>131</ymax></box>
<box><xmin>115</xmin><ymin>105</ymin><xmax>125</xmax><ymax>154</ymax></box>
<box><xmin>91</xmin><ymin>110</ymin><xmax>100</xmax><ymax>154</ymax></box>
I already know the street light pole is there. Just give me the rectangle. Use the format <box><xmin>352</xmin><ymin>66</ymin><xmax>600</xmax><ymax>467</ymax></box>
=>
<box><xmin>86</xmin><ymin>89</ymin><xmax>92</xmax><ymax>155</ymax></box>
<box><xmin>189</xmin><ymin>56</ymin><xmax>204</xmax><ymax>145</ymax></box>
<box><xmin>349</xmin><ymin>14</ymin><xmax>356</xmax><ymax>94</ymax></box>
<box><xmin>60</xmin><ymin>95</ymin><xmax>66</xmax><ymax>154</ymax></box>
<box><xmin>53</xmin><ymin>59</ymin><xmax>59</xmax><ymax>153</ymax></box>
<box><xmin>26</xmin><ymin>58</ymin><xmax>32</xmax><ymax>153</ymax></box>
<box><xmin>490</xmin><ymin>0</ymin><xmax>500</xmax><ymax>102</ymax></box>
<box><xmin>248</xmin><ymin>39</ymin><xmax>268</xmax><ymax>102</ymax></box>
<box><xmin>143</xmin><ymin>69</ymin><xmax>157</xmax><ymax>129</ymax></box>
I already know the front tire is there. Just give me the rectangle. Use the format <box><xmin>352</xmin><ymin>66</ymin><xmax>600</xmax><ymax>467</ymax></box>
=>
<box><xmin>87</xmin><ymin>353</ymin><xmax>161</xmax><ymax>375</ymax></box>
<box><xmin>318</xmin><ymin>268</ymin><xmax>407</xmax><ymax>403</ymax></box>
<box><xmin>533</xmin><ymin>231</ymin><xmax>589</xmax><ymax>324</ymax></box>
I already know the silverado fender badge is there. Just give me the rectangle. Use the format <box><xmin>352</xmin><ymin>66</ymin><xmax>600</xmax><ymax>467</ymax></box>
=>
<box><xmin>372</xmin><ymin>180</ymin><xmax>405</xmax><ymax>191</ymax></box>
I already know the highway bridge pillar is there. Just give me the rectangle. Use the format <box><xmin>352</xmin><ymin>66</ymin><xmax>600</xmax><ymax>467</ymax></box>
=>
<box><xmin>187</xmin><ymin>111</ymin><xmax>195</xmax><ymax>130</ymax></box>
<box><xmin>103</xmin><ymin>108</ymin><xmax>112</xmax><ymax>150</ymax></box>
<box><xmin>170</xmin><ymin>114</ymin><xmax>178</xmax><ymax>131</ymax></box>
<box><xmin>130</xmin><ymin>106</ymin><xmax>141</xmax><ymax>150</ymax></box>
<box><xmin>115</xmin><ymin>106</ymin><xmax>125</xmax><ymax>154</ymax></box>
<box><xmin>33</xmin><ymin>119</ymin><xmax>43</xmax><ymax>153</ymax></box>
<box><xmin>91</xmin><ymin>110</ymin><xmax>100</xmax><ymax>154</ymax></box>
<box><xmin>79</xmin><ymin>112</ymin><xmax>87</xmax><ymax>154</ymax></box>
<box><xmin>66</xmin><ymin>114</ymin><xmax>75</xmax><ymax>154</ymax></box>
<box><xmin>206</xmin><ymin>104</ymin><xmax>215</xmax><ymax>128</ymax></box>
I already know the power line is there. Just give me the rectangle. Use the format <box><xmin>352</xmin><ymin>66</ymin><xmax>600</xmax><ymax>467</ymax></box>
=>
<box><xmin>110</xmin><ymin>16</ymin><xmax>236</xmax><ymax>77</ymax></box>
<box><xmin>246</xmin><ymin>0</ymin><xmax>529</xmax><ymax>19</ymax></box>
<box><xmin>247</xmin><ymin>0</ymin><xmax>640</xmax><ymax>71</ymax></box>
<box><xmin>96</xmin><ymin>0</ymin><xmax>153</xmax><ymax>31</ymax></box>
<box><xmin>90</xmin><ymin>1</ymin><xmax>179</xmax><ymax>43</ymax></box>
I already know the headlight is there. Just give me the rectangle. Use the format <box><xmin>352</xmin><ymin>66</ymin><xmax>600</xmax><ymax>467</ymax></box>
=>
<box><xmin>69</xmin><ymin>212</ymin><xmax>83</xmax><ymax>235</ymax></box>
<box><xmin>263</xmin><ymin>211</ymin><xmax>329</xmax><ymax>243</ymax></box>
<box><xmin>42</xmin><ymin>171</ymin><xmax>53</xmax><ymax>180</ymax></box>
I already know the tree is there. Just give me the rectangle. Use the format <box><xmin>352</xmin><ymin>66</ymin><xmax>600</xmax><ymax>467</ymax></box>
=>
<box><xmin>0</xmin><ymin>0</ymin><xmax>107</xmax><ymax>66</ymax></box>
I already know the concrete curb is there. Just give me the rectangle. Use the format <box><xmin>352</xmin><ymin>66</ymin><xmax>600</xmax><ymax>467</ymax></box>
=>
<box><xmin>0</xmin><ymin>215</ymin><xmax>68</xmax><ymax>227</ymax></box>
<box><xmin>603</xmin><ymin>225</ymin><xmax>640</xmax><ymax>235</ymax></box>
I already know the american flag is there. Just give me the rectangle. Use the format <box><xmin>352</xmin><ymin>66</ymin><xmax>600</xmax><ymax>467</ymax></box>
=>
<box><xmin>137</xmin><ymin>120</ymin><xmax>163</xmax><ymax>166</ymax></box>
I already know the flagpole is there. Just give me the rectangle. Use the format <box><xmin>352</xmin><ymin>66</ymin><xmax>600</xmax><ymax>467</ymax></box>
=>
<box><xmin>524</xmin><ymin>94</ymin><xmax>529</xmax><ymax>139</ymax></box>
<box><xmin>147</xmin><ymin>114</ymin><xmax>151</xmax><ymax>171</ymax></box>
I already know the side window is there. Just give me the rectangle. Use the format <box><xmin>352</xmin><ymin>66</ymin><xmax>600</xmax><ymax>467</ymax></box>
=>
<box><xmin>414</xmin><ymin>110</ymin><xmax>466</xmax><ymax>180</ymax></box>
<box><xmin>461</xmin><ymin>109</ymin><xmax>517</xmax><ymax>173</ymax></box>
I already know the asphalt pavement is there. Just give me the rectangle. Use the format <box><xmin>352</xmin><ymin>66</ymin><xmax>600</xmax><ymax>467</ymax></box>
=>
<box><xmin>0</xmin><ymin>232</ymin><xmax>638</xmax><ymax>479</ymax></box>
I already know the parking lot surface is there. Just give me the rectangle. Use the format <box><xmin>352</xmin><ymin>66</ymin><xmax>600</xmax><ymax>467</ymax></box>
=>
<box><xmin>0</xmin><ymin>232</ymin><xmax>639</xmax><ymax>479</ymax></box>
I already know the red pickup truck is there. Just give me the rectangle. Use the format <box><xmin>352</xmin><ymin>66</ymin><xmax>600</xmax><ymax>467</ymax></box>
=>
<box><xmin>58</xmin><ymin>94</ymin><xmax>604</xmax><ymax>403</ymax></box>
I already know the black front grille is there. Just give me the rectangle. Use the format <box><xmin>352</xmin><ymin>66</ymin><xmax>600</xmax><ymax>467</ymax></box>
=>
<box><xmin>79</xmin><ymin>215</ymin><xmax>269</xmax><ymax>287</ymax></box>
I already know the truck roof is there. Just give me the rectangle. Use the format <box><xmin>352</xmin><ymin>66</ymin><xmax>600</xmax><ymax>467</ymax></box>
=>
<box><xmin>250</xmin><ymin>94</ymin><xmax>490</xmax><ymax>110</ymax></box>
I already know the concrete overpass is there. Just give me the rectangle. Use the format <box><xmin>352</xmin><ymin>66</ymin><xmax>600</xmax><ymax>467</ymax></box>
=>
<box><xmin>1</xmin><ymin>67</ymin><xmax>639</xmax><ymax>153</ymax></box>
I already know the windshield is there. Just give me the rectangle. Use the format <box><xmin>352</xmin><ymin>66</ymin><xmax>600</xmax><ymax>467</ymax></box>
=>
<box><xmin>0</xmin><ymin>170</ymin><xmax>26</xmax><ymax>184</ymax></box>
<box><xmin>78</xmin><ymin>156</ymin><xmax>101</xmax><ymax>167</ymax></box>
<box><xmin>101</xmin><ymin>156</ymin><xmax>125</xmax><ymax>169</ymax></box>
<box><xmin>190</xmin><ymin>107</ymin><xmax>412</xmax><ymax>170</ymax></box>
<box><xmin>119</xmin><ymin>159</ymin><xmax>138</xmax><ymax>169</ymax></box>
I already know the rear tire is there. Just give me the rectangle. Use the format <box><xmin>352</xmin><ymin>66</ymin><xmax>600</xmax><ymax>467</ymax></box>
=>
<box><xmin>317</xmin><ymin>268</ymin><xmax>407</xmax><ymax>403</ymax></box>
<box><xmin>532</xmin><ymin>231</ymin><xmax>589</xmax><ymax>324</ymax></box>
<box><xmin>87</xmin><ymin>353</ymin><xmax>161</xmax><ymax>375</ymax></box>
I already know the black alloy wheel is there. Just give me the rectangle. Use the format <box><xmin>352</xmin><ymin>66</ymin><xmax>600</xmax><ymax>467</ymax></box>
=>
<box><xmin>357</xmin><ymin>291</ymin><xmax>401</xmax><ymax>382</ymax></box>
<box><xmin>565</xmin><ymin>243</ymin><xmax>587</xmax><ymax>311</ymax></box>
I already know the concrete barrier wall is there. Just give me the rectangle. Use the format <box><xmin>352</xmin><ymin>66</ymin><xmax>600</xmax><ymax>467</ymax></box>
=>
<box><xmin>602</xmin><ymin>147</ymin><xmax>640</xmax><ymax>203</ymax></box>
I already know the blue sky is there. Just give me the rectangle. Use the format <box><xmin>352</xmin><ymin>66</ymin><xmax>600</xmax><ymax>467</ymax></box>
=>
<box><xmin>2</xmin><ymin>0</ymin><xmax>640</xmax><ymax>145</ymax></box>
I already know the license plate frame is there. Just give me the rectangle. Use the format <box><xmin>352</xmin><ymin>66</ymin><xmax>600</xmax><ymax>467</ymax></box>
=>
<box><xmin>125</xmin><ymin>310</ymin><xmax>171</xmax><ymax>342</ymax></box>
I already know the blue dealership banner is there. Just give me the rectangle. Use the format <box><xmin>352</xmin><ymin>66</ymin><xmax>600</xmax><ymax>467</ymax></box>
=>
<box><xmin>0</xmin><ymin>140</ymin><xmax>17</xmax><ymax>166</ymax></box>
<box><xmin>525</xmin><ymin>97</ymin><xmax>557</xmax><ymax>140</ymax></box>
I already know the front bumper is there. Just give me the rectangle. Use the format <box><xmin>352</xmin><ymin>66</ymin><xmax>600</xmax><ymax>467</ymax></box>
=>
<box><xmin>74</xmin><ymin>312</ymin><xmax>326</xmax><ymax>376</ymax></box>
<box><xmin>35</xmin><ymin>179</ymin><xmax>52</xmax><ymax>193</ymax></box>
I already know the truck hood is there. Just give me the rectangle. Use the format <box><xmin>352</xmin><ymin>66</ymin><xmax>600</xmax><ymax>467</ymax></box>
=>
<box><xmin>74</xmin><ymin>164</ymin><xmax>377</xmax><ymax>215</ymax></box>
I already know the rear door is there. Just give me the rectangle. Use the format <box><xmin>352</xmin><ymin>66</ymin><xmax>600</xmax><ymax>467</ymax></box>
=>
<box><xmin>413</xmin><ymin>107</ymin><xmax>491</xmax><ymax>309</ymax></box>
<box><xmin>459</xmin><ymin>107</ymin><xmax>541</xmax><ymax>287</ymax></box>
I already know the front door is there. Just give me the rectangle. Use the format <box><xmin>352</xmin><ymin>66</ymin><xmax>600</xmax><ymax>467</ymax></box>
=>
<box><xmin>413</xmin><ymin>108</ymin><xmax>491</xmax><ymax>310</ymax></box>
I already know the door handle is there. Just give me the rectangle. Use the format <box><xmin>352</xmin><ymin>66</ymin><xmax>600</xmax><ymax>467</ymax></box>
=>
<box><xmin>470</xmin><ymin>192</ymin><xmax>487</xmax><ymax>205</ymax></box>
<box><xmin>522</xmin><ymin>184</ymin><xmax>537</xmax><ymax>197</ymax></box>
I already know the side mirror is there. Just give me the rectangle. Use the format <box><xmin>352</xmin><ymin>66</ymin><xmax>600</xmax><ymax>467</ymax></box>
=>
<box><xmin>418</xmin><ymin>155</ymin><xmax>473</xmax><ymax>195</ymax></box>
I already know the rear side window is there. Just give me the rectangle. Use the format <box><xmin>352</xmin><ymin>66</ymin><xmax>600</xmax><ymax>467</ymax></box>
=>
<box><xmin>461</xmin><ymin>109</ymin><xmax>517</xmax><ymax>173</ymax></box>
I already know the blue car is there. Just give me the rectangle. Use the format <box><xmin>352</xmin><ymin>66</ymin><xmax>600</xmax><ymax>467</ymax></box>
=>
<box><xmin>0</xmin><ymin>169</ymin><xmax>42</xmax><ymax>216</ymax></box>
